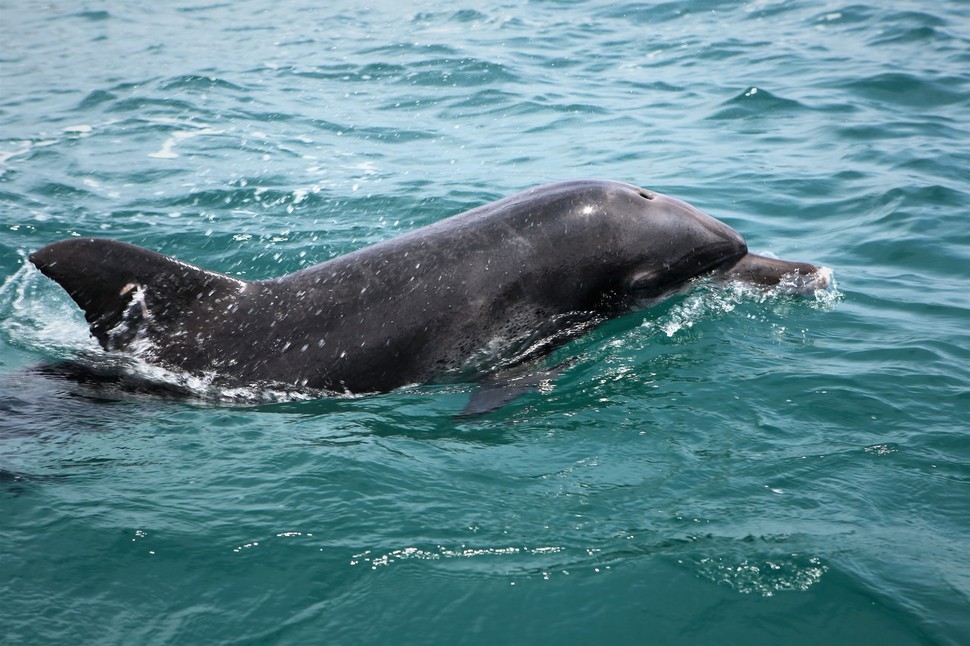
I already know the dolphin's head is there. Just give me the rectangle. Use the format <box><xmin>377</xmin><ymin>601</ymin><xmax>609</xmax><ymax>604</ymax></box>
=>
<box><xmin>610</xmin><ymin>185</ymin><xmax>748</xmax><ymax>303</ymax></box>
<box><xmin>583</xmin><ymin>182</ymin><xmax>829</xmax><ymax>303</ymax></box>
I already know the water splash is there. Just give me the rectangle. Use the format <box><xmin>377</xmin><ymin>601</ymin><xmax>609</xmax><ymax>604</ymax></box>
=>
<box><xmin>694</xmin><ymin>554</ymin><xmax>829</xmax><ymax>596</ymax></box>
<box><xmin>350</xmin><ymin>543</ymin><xmax>565</xmax><ymax>571</ymax></box>
<box><xmin>642</xmin><ymin>272</ymin><xmax>841</xmax><ymax>339</ymax></box>
<box><xmin>0</xmin><ymin>259</ymin><xmax>97</xmax><ymax>357</ymax></box>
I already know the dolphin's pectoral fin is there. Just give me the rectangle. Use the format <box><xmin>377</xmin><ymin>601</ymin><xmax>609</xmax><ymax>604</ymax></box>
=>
<box><xmin>456</xmin><ymin>361</ymin><xmax>569</xmax><ymax>419</ymax></box>
<box><xmin>458</xmin><ymin>380</ymin><xmax>536</xmax><ymax>419</ymax></box>
<box><xmin>29</xmin><ymin>238</ymin><xmax>246</xmax><ymax>351</ymax></box>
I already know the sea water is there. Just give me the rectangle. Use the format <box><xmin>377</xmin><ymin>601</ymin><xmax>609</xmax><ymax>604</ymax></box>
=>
<box><xmin>1</xmin><ymin>1</ymin><xmax>968</xmax><ymax>644</ymax></box>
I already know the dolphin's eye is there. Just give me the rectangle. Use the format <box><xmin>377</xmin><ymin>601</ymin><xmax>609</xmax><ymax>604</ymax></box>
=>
<box><xmin>638</xmin><ymin>190</ymin><xmax>654</xmax><ymax>200</ymax></box>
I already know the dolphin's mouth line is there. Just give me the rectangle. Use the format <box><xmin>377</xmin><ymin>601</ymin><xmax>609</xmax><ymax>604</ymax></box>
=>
<box><xmin>671</xmin><ymin>242</ymin><xmax>749</xmax><ymax>282</ymax></box>
<box><xmin>627</xmin><ymin>243</ymin><xmax>747</xmax><ymax>307</ymax></box>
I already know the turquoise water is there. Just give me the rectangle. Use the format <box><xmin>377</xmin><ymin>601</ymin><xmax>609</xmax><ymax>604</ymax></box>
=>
<box><xmin>2</xmin><ymin>1</ymin><xmax>969</xmax><ymax>643</ymax></box>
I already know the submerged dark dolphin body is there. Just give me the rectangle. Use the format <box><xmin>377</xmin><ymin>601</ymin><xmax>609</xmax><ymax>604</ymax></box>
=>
<box><xmin>30</xmin><ymin>180</ymin><xmax>829</xmax><ymax>395</ymax></box>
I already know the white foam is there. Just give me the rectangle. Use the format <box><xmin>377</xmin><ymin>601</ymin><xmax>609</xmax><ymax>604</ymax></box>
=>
<box><xmin>642</xmin><ymin>271</ymin><xmax>841</xmax><ymax>339</ymax></box>
<box><xmin>0</xmin><ymin>142</ymin><xmax>33</xmax><ymax>167</ymax></box>
<box><xmin>148</xmin><ymin>127</ymin><xmax>223</xmax><ymax>160</ymax></box>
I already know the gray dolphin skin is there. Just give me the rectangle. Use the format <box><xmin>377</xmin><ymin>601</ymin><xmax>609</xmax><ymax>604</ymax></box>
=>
<box><xmin>29</xmin><ymin>180</ymin><xmax>829</xmax><ymax>395</ymax></box>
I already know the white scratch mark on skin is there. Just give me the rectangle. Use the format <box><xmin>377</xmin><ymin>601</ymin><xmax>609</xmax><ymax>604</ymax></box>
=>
<box><xmin>121</xmin><ymin>282</ymin><xmax>149</xmax><ymax>316</ymax></box>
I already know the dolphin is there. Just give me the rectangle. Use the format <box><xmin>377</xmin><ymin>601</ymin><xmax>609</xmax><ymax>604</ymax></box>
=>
<box><xmin>29</xmin><ymin>180</ymin><xmax>829</xmax><ymax>396</ymax></box>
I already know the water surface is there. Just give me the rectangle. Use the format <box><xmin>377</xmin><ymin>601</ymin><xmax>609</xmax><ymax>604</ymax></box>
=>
<box><xmin>2</xmin><ymin>1</ymin><xmax>969</xmax><ymax>644</ymax></box>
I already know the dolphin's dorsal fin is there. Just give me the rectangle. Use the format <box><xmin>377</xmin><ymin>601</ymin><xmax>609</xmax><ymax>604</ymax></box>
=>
<box><xmin>29</xmin><ymin>238</ymin><xmax>247</xmax><ymax>350</ymax></box>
